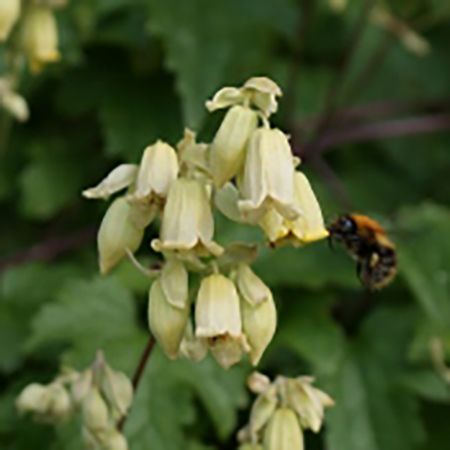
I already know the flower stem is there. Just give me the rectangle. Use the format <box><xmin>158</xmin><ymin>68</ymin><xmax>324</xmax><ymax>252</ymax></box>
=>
<box><xmin>116</xmin><ymin>336</ymin><xmax>156</xmax><ymax>431</ymax></box>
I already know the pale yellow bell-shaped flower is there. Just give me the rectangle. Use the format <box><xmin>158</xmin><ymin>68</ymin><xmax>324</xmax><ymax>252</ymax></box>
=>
<box><xmin>129</xmin><ymin>140</ymin><xmax>179</xmax><ymax>203</ymax></box>
<box><xmin>195</xmin><ymin>273</ymin><xmax>242</xmax><ymax>339</ymax></box>
<box><xmin>286</xmin><ymin>377</ymin><xmax>334</xmax><ymax>433</ymax></box>
<box><xmin>160</xmin><ymin>258</ymin><xmax>189</xmax><ymax>309</ymax></box>
<box><xmin>21</xmin><ymin>6</ymin><xmax>60</xmax><ymax>72</ymax></box>
<box><xmin>195</xmin><ymin>273</ymin><xmax>250</xmax><ymax>368</ymax></box>
<box><xmin>148</xmin><ymin>279</ymin><xmax>190</xmax><ymax>359</ymax></box>
<box><xmin>206</xmin><ymin>77</ymin><xmax>282</xmax><ymax>118</ymax></box>
<box><xmin>241</xmin><ymin>289</ymin><xmax>277</xmax><ymax>366</ymax></box>
<box><xmin>259</xmin><ymin>171</ymin><xmax>328</xmax><ymax>246</ymax></box>
<box><xmin>0</xmin><ymin>0</ymin><xmax>20</xmax><ymax>41</ymax></box>
<box><xmin>249</xmin><ymin>385</ymin><xmax>277</xmax><ymax>436</ymax></box>
<box><xmin>82</xmin><ymin>164</ymin><xmax>138</xmax><ymax>200</ymax></box>
<box><xmin>209</xmin><ymin>105</ymin><xmax>258</xmax><ymax>187</ymax></box>
<box><xmin>242</xmin><ymin>77</ymin><xmax>282</xmax><ymax>118</ymax></box>
<box><xmin>151</xmin><ymin>178</ymin><xmax>223</xmax><ymax>256</ymax></box>
<box><xmin>263</xmin><ymin>408</ymin><xmax>304</xmax><ymax>450</ymax></box>
<box><xmin>97</xmin><ymin>197</ymin><xmax>145</xmax><ymax>274</ymax></box>
<box><xmin>238</xmin><ymin>128</ymin><xmax>300</xmax><ymax>224</ymax></box>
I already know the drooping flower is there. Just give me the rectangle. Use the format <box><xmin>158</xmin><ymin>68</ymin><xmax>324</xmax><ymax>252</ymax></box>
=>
<box><xmin>195</xmin><ymin>273</ymin><xmax>249</xmax><ymax>369</ymax></box>
<box><xmin>209</xmin><ymin>105</ymin><xmax>258</xmax><ymax>187</ymax></box>
<box><xmin>0</xmin><ymin>0</ymin><xmax>21</xmax><ymax>41</ymax></box>
<box><xmin>151</xmin><ymin>178</ymin><xmax>223</xmax><ymax>257</ymax></box>
<box><xmin>263</xmin><ymin>408</ymin><xmax>304</xmax><ymax>450</ymax></box>
<box><xmin>238</xmin><ymin>127</ymin><xmax>300</xmax><ymax>224</ymax></box>
<box><xmin>128</xmin><ymin>140</ymin><xmax>179</xmax><ymax>203</ymax></box>
<box><xmin>21</xmin><ymin>5</ymin><xmax>60</xmax><ymax>72</ymax></box>
<box><xmin>259</xmin><ymin>171</ymin><xmax>328</xmax><ymax>246</ymax></box>
<box><xmin>97</xmin><ymin>196</ymin><xmax>145</xmax><ymax>274</ymax></box>
<box><xmin>148</xmin><ymin>277</ymin><xmax>190</xmax><ymax>359</ymax></box>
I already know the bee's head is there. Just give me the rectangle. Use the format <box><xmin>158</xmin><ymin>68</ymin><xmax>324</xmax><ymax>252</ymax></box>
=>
<box><xmin>327</xmin><ymin>215</ymin><xmax>356</xmax><ymax>242</ymax></box>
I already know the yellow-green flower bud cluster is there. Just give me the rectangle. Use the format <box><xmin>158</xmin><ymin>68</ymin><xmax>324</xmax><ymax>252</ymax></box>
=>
<box><xmin>16</xmin><ymin>352</ymin><xmax>133</xmax><ymax>450</ymax></box>
<box><xmin>208</xmin><ymin>78</ymin><xmax>328</xmax><ymax>245</ymax></box>
<box><xmin>83</xmin><ymin>75</ymin><xmax>329</xmax><ymax>373</ymax></box>
<box><xmin>148</xmin><ymin>260</ymin><xmax>276</xmax><ymax>369</ymax></box>
<box><xmin>238</xmin><ymin>372</ymin><xmax>334</xmax><ymax>450</ymax></box>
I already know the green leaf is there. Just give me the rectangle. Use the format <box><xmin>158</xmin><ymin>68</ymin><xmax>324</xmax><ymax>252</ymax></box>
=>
<box><xmin>145</xmin><ymin>0</ymin><xmax>296</xmax><ymax>128</ymax></box>
<box><xmin>324</xmin><ymin>307</ymin><xmax>425</xmax><ymax>450</ymax></box>
<box><xmin>27</xmin><ymin>277</ymin><xmax>146</xmax><ymax>369</ymax></box>
<box><xmin>255</xmin><ymin>241</ymin><xmax>358</xmax><ymax>290</ymax></box>
<box><xmin>277</xmin><ymin>292</ymin><xmax>347</xmax><ymax>376</ymax></box>
<box><xmin>397</xmin><ymin>204</ymin><xmax>450</xmax><ymax>327</ymax></box>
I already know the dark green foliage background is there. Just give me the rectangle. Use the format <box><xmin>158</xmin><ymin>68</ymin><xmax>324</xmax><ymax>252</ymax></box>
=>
<box><xmin>1</xmin><ymin>0</ymin><xmax>450</xmax><ymax>449</ymax></box>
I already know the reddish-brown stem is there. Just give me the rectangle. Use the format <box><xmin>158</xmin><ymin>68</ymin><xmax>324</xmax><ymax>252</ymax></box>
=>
<box><xmin>117</xmin><ymin>336</ymin><xmax>156</xmax><ymax>432</ymax></box>
<box><xmin>300</xmin><ymin>113</ymin><xmax>450</xmax><ymax>157</ymax></box>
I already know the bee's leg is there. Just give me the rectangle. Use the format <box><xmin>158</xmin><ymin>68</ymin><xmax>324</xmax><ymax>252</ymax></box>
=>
<box><xmin>358</xmin><ymin>259</ymin><xmax>374</xmax><ymax>291</ymax></box>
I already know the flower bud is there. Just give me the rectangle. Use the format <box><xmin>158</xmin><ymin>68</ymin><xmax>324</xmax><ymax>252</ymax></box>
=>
<box><xmin>241</xmin><ymin>289</ymin><xmax>276</xmax><ymax>365</ymax></box>
<box><xmin>0</xmin><ymin>0</ymin><xmax>20</xmax><ymax>41</ymax></box>
<box><xmin>238</xmin><ymin>128</ymin><xmax>299</xmax><ymax>224</ymax></box>
<box><xmin>214</xmin><ymin>182</ymin><xmax>243</xmax><ymax>223</ymax></box>
<box><xmin>1</xmin><ymin>85</ymin><xmax>29</xmax><ymax>122</ymax></box>
<box><xmin>209</xmin><ymin>105</ymin><xmax>258</xmax><ymax>187</ymax></box>
<box><xmin>130</xmin><ymin>140</ymin><xmax>179</xmax><ymax>202</ymax></box>
<box><xmin>21</xmin><ymin>6</ymin><xmax>60</xmax><ymax>72</ymax></box>
<box><xmin>72</xmin><ymin>369</ymin><xmax>93</xmax><ymax>405</ymax></box>
<box><xmin>97</xmin><ymin>197</ymin><xmax>145</xmax><ymax>274</ymax></box>
<box><xmin>160</xmin><ymin>259</ymin><xmax>188</xmax><ymax>309</ymax></box>
<box><xmin>82</xmin><ymin>388</ymin><xmax>110</xmax><ymax>431</ymax></box>
<box><xmin>46</xmin><ymin>383</ymin><xmax>72</xmax><ymax>420</ymax></box>
<box><xmin>152</xmin><ymin>178</ymin><xmax>223</xmax><ymax>256</ymax></box>
<box><xmin>236</xmin><ymin>264</ymin><xmax>270</xmax><ymax>306</ymax></box>
<box><xmin>16</xmin><ymin>383</ymin><xmax>49</xmax><ymax>415</ymax></box>
<box><xmin>148</xmin><ymin>279</ymin><xmax>190</xmax><ymax>359</ymax></box>
<box><xmin>83</xmin><ymin>164</ymin><xmax>138</xmax><ymax>200</ymax></box>
<box><xmin>263</xmin><ymin>408</ymin><xmax>304</xmax><ymax>450</ymax></box>
<box><xmin>249</xmin><ymin>385</ymin><xmax>278</xmax><ymax>435</ymax></box>
<box><xmin>100</xmin><ymin>366</ymin><xmax>133</xmax><ymax>419</ymax></box>
<box><xmin>102</xmin><ymin>429</ymin><xmax>129</xmax><ymax>450</ymax></box>
<box><xmin>286</xmin><ymin>378</ymin><xmax>334</xmax><ymax>433</ymax></box>
<box><xmin>247</xmin><ymin>371</ymin><xmax>271</xmax><ymax>394</ymax></box>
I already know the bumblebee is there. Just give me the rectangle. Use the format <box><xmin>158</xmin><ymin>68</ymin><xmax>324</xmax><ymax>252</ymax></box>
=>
<box><xmin>328</xmin><ymin>214</ymin><xmax>397</xmax><ymax>290</ymax></box>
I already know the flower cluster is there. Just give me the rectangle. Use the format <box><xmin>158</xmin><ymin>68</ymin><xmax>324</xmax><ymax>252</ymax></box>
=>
<box><xmin>0</xmin><ymin>0</ymin><xmax>65</xmax><ymax>120</ymax></box>
<box><xmin>83</xmin><ymin>77</ymin><xmax>328</xmax><ymax>369</ymax></box>
<box><xmin>16</xmin><ymin>352</ymin><xmax>133</xmax><ymax>450</ymax></box>
<box><xmin>237</xmin><ymin>372</ymin><xmax>334</xmax><ymax>450</ymax></box>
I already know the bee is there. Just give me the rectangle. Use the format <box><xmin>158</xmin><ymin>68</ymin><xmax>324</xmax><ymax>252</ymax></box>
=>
<box><xmin>327</xmin><ymin>214</ymin><xmax>397</xmax><ymax>290</ymax></box>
